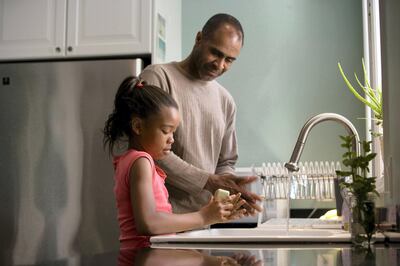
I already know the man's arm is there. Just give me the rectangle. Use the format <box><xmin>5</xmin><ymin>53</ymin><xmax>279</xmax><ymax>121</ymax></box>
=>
<box><xmin>157</xmin><ymin>152</ymin><xmax>209</xmax><ymax>195</ymax></box>
<box><xmin>215</xmin><ymin>98</ymin><xmax>238</xmax><ymax>175</ymax></box>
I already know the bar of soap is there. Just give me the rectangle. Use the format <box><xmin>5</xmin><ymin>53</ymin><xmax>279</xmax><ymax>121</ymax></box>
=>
<box><xmin>214</xmin><ymin>189</ymin><xmax>230</xmax><ymax>201</ymax></box>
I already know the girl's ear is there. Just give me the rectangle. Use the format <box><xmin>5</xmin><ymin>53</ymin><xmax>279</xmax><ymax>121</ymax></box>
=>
<box><xmin>131</xmin><ymin>117</ymin><xmax>142</xmax><ymax>135</ymax></box>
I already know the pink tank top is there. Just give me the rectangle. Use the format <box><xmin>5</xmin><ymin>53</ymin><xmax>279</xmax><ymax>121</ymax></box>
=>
<box><xmin>113</xmin><ymin>149</ymin><xmax>172</xmax><ymax>249</ymax></box>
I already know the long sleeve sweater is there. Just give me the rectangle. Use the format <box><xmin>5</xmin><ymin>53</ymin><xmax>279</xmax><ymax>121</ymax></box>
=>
<box><xmin>140</xmin><ymin>62</ymin><xmax>238</xmax><ymax>213</ymax></box>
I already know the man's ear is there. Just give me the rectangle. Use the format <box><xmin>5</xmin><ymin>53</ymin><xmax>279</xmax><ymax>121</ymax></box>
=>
<box><xmin>195</xmin><ymin>31</ymin><xmax>202</xmax><ymax>44</ymax></box>
<box><xmin>131</xmin><ymin>117</ymin><xmax>142</xmax><ymax>135</ymax></box>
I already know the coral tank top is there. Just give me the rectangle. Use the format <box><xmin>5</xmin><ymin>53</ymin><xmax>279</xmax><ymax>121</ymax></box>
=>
<box><xmin>113</xmin><ymin>150</ymin><xmax>172</xmax><ymax>249</ymax></box>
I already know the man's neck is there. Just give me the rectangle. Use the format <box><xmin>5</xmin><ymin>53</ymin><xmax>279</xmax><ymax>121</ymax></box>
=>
<box><xmin>178</xmin><ymin>57</ymin><xmax>198</xmax><ymax>79</ymax></box>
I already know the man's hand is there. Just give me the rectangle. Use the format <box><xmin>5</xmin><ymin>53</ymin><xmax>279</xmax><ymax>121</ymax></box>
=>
<box><xmin>205</xmin><ymin>173</ymin><xmax>263</xmax><ymax>215</ymax></box>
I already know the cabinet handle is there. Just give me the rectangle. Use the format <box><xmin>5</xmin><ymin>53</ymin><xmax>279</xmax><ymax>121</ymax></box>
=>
<box><xmin>67</xmin><ymin>46</ymin><xmax>73</xmax><ymax>52</ymax></box>
<box><xmin>55</xmin><ymin>47</ymin><xmax>61</xmax><ymax>53</ymax></box>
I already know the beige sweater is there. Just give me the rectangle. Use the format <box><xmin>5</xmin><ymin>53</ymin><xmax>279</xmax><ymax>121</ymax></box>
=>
<box><xmin>140</xmin><ymin>62</ymin><xmax>238</xmax><ymax>213</ymax></box>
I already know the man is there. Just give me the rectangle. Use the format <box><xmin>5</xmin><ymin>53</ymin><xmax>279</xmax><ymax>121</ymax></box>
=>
<box><xmin>140</xmin><ymin>13</ymin><xmax>262</xmax><ymax>214</ymax></box>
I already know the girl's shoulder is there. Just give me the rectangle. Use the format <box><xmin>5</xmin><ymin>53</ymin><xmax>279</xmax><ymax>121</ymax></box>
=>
<box><xmin>113</xmin><ymin>149</ymin><xmax>154</xmax><ymax>171</ymax></box>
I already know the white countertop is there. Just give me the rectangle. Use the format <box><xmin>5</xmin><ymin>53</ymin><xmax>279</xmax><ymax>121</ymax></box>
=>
<box><xmin>150</xmin><ymin>227</ymin><xmax>385</xmax><ymax>244</ymax></box>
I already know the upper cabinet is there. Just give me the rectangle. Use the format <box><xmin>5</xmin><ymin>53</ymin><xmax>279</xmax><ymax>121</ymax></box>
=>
<box><xmin>67</xmin><ymin>0</ymin><xmax>151</xmax><ymax>58</ymax></box>
<box><xmin>0</xmin><ymin>0</ymin><xmax>67</xmax><ymax>60</ymax></box>
<box><xmin>0</xmin><ymin>0</ymin><xmax>152</xmax><ymax>60</ymax></box>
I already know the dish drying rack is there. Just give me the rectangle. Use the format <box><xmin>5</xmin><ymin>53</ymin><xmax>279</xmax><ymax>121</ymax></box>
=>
<box><xmin>253</xmin><ymin>161</ymin><xmax>341</xmax><ymax>200</ymax></box>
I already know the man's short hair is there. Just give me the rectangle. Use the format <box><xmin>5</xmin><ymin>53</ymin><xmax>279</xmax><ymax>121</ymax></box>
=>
<box><xmin>201</xmin><ymin>13</ymin><xmax>244</xmax><ymax>46</ymax></box>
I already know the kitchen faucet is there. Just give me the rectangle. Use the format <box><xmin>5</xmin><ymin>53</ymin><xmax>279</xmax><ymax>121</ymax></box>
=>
<box><xmin>284</xmin><ymin>113</ymin><xmax>360</xmax><ymax>172</ymax></box>
<box><xmin>283</xmin><ymin>113</ymin><xmax>361</xmax><ymax>217</ymax></box>
<box><xmin>255</xmin><ymin>113</ymin><xmax>361</xmax><ymax>225</ymax></box>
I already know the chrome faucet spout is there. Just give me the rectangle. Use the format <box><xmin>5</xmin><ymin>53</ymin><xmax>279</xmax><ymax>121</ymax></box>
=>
<box><xmin>284</xmin><ymin>113</ymin><xmax>360</xmax><ymax>172</ymax></box>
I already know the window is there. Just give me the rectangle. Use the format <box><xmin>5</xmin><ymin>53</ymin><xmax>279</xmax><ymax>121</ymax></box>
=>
<box><xmin>362</xmin><ymin>0</ymin><xmax>384</xmax><ymax>192</ymax></box>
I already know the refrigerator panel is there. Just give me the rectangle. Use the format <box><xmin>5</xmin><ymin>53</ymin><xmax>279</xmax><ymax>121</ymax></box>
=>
<box><xmin>0</xmin><ymin>59</ymin><xmax>142</xmax><ymax>264</ymax></box>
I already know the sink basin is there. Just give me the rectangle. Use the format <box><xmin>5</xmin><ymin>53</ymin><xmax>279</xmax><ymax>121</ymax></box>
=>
<box><xmin>150</xmin><ymin>228</ymin><xmax>353</xmax><ymax>243</ymax></box>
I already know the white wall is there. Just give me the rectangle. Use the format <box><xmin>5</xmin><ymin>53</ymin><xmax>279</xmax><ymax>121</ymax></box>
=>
<box><xmin>152</xmin><ymin>0</ymin><xmax>182</xmax><ymax>63</ymax></box>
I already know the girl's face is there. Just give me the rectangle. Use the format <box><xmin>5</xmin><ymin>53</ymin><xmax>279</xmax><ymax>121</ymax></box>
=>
<box><xmin>136</xmin><ymin>106</ymin><xmax>180</xmax><ymax>160</ymax></box>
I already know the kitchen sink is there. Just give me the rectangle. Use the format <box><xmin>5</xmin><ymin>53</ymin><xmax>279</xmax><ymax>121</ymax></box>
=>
<box><xmin>150</xmin><ymin>228</ymin><xmax>356</xmax><ymax>243</ymax></box>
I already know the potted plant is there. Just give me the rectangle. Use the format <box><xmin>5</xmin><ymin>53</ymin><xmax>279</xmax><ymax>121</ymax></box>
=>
<box><xmin>336</xmin><ymin>135</ymin><xmax>379</xmax><ymax>247</ymax></box>
<box><xmin>338</xmin><ymin>59</ymin><xmax>384</xmax><ymax>192</ymax></box>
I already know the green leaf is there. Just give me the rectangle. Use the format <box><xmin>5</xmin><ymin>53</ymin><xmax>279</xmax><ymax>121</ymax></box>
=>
<box><xmin>343</xmin><ymin>151</ymin><xmax>353</xmax><ymax>158</ymax></box>
<box><xmin>336</xmin><ymin>170</ymin><xmax>352</xmax><ymax>177</ymax></box>
<box><xmin>365</xmin><ymin>153</ymin><xmax>377</xmax><ymax>161</ymax></box>
<box><xmin>355</xmin><ymin>73</ymin><xmax>381</xmax><ymax>110</ymax></box>
<box><xmin>338</xmin><ymin>63</ymin><xmax>372</xmax><ymax>107</ymax></box>
<box><xmin>337</xmin><ymin>59</ymin><xmax>383</xmax><ymax>124</ymax></box>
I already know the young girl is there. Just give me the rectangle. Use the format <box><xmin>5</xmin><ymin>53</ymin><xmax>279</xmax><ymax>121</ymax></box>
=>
<box><xmin>104</xmin><ymin>76</ymin><xmax>245</xmax><ymax>249</ymax></box>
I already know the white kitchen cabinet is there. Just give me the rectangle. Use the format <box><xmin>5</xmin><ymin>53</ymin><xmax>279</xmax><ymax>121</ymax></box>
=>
<box><xmin>0</xmin><ymin>0</ymin><xmax>67</xmax><ymax>60</ymax></box>
<box><xmin>66</xmin><ymin>0</ymin><xmax>151</xmax><ymax>58</ymax></box>
<box><xmin>0</xmin><ymin>0</ymin><xmax>152</xmax><ymax>60</ymax></box>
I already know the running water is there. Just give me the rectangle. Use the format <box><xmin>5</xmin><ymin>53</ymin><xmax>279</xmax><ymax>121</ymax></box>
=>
<box><xmin>286</xmin><ymin>174</ymin><xmax>291</xmax><ymax>233</ymax></box>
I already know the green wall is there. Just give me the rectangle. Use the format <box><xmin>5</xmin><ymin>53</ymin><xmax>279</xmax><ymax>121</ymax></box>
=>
<box><xmin>182</xmin><ymin>0</ymin><xmax>365</xmax><ymax>167</ymax></box>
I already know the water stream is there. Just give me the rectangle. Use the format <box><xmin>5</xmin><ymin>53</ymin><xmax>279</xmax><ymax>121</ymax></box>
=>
<box><xmin>286</xmin><ymin>174</ymin><xmax>292</xmax><ymax>233</ymax></box>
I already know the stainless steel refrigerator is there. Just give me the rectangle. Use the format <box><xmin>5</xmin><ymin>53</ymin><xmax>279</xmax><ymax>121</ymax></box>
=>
<box><xmin>0</xmin><ymin>58</ymin><xmax>145</xmax><ymax>264</ymax></box>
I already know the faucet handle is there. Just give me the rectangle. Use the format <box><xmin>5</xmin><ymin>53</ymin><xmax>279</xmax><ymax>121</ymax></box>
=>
<box><xmin>285</xmin><ymin>162</ymin><xmax>299</xmax><ymax>172</ymax></box>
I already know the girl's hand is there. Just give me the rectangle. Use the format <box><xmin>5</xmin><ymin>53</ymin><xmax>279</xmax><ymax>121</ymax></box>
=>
<box><xmin>199</xmin><ymin>196</ymin><xmax>234</xmax><ymax>225</ymax></box>
<box><xmin>226</xmin><ymin>193</ymin><xmax>247</xmax><ymax>220</ymax></box>
<box><xmin>199</xmin><ymin>193</ymin><xmax>247</xmax><ymax>225</ymax></box>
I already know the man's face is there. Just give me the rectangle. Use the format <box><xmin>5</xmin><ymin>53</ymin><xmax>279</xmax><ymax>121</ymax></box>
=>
<box><xmin>192</xmin><ymin>24</ymin><xmax>242</xmax><ymax>81</ymax></box>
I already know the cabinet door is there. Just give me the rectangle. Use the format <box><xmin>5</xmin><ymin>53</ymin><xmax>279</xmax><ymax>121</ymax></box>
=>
<box><xmin>0</xmin><ymin>0</ymin><xmax>67</xmax><ymax>60</ymax></box>
<box><xmin>66</xmin><ymin>0</ymin><xmax>152</xmax><ymax>57</ymax></box>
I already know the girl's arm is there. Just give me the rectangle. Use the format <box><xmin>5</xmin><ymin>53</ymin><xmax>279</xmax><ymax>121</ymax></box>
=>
<box><xmin>130</xmin><ymin>157</ymin><xmax>243</xmax><ymax>235</ymax></box>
